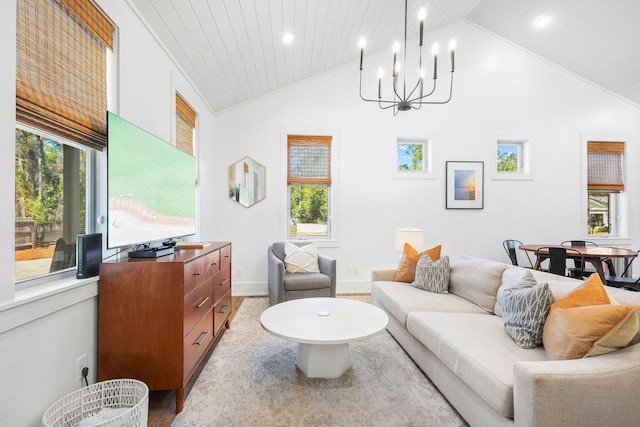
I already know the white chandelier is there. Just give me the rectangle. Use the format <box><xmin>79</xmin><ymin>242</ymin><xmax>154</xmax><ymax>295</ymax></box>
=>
<box><xmin>358</xmin><ymin>0</ymin><xmax>456</xmax><ymax>115</ymax></box>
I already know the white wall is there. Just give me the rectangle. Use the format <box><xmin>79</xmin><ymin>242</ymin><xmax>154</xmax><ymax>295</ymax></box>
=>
<box><xmin>0</xmin><ymin>1</ymin><xmax>216</xmax><ymax>425</ymax></box>
<box><xmin>207</xmin><ymin>21</ymin><xmax>640</xmax><ymax>296</ymax></box>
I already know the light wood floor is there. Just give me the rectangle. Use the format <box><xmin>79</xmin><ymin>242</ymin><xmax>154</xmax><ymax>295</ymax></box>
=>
<box><xmin>147</xmin><ymin>296</ymin><xmax>247</xmax><ymax>427</ymax></box>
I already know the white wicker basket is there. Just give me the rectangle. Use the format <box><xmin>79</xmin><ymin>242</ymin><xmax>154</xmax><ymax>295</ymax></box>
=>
<box><xmin>42</xmin><ymin>379</ymin><xmax>148</xmax><ymax>427</ymax></box>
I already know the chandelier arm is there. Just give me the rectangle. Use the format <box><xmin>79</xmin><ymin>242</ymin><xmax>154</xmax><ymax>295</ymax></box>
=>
<box><xmin>415</xmin><ymin>73</ymin><xmax>454</xmax><ymax>105</ymax></box>
<box><xmin>409</xmin><ymin>78</ymin><xmax>436</xmax><ymax>103</ymax></box>
<box><xmin>359</xmin><ymin>70</ymin><xmax>400</xmax><ymax>104</ymax></box>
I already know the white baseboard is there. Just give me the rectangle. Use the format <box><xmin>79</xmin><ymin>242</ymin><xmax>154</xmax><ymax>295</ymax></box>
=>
<box><xmin>231</xmin><ymin>280</ymin><xmax>371</xmax><ymax>297</ymax></box>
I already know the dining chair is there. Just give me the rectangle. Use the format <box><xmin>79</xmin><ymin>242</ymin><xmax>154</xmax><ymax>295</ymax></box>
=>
<box><xmin>536</xmin><ymin>246</ymin><xmax>584</xmax><ymax>277</ymax></box>
<box><xmin>605</xmin><ymin>249</ymin><xmax>640</xmax><ymax>290</ymax></box>
<box><xmin>561</xmin><ymin>240</ymin><xmax>613</xmax><ymax>279</ymax></box>
<box><xmin>502</xmin><ymin>239</ymin><xmax>533</xmax><ymax>268</ymax></box>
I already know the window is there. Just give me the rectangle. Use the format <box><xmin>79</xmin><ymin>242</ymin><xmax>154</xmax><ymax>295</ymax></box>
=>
<box><xmin>15</xmin><ymin>128</ymin><xmax>88</xmax><ymax>281</ymax></box>
<box><xmin>587</xmin><ymin>141</ymin><xmax>625</xmax><ymax>236</ymax></box>
<box><xmin>176</xmin><ymin>93</ymin><xmax>197</xmax><ymax>155</ymax></box>
<box><xmin>287</xmin><ymin>135</ymin><xmax>332</xmax><ymax>239</ymax></box>
<box><xmin>15</xmin><ymin>0</ymin><xmax>113</xmax><ymax>283</ymax></box>
<box><xmin>394</xmin><ymin>136</ymin><xmax>435</xmax><ymax>179</ymax></box>
<box><xmin>493</xmin><ymin>137</ymin><xmax>532</xmax><ymax>180</ymax></box>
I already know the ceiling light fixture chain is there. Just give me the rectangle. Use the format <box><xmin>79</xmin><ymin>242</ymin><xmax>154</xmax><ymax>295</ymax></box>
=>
<box><xmin>358</xmin><ymin>0</ymin><xmax>456</xmax><ymax>116</ymax></box>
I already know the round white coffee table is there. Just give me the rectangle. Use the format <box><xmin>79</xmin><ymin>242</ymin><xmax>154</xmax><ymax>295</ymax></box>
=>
<box><xmin>260</xmin><ymin>297</ymin><xmax>389</xmax><ymax>378</ymax></box>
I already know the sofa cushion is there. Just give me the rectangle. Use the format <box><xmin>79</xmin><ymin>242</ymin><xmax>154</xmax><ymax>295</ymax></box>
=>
<box><xmin>448</xmin><ymin>254</ymin><xmax>509</xmax><ymax>313</ymax></box>
<box><xmin>393</xmin><ymin>244</ymin><xmax>442</xmax><ymax>282</ymax></box>
<box><xmin>543</xmin><ymin>274</ymin><xmax>640</xmax><ymax>360</ymax></box>
<box><xmin>371</xmin><ymin>281</ymin><xmax>487</xmax><ymax>327</ymax></box>
<box><xmin>412</xmin><ymin>255</ymin><xmax>450</xmax><ymax>293</ymax></box>
<box><xmin>502</xmin><ymin>276</ymin><xmax>553</xmax><ymax>348</ymax></box>
<box><xmin>406</xmin><ymin>311</ymin><xmax>547</xmax><ymax>418</ymax></box>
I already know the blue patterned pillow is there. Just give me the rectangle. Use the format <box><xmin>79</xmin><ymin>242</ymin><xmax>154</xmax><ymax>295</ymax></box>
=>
<box><xmin>502</xmin><ymin>275</ymin><xmax>554</xmax><ymax>348</ymax></box>
<box><xmin>412</xmin><ymin>254</ymin><xmax>450</xmax><ymax>293</ymax></box>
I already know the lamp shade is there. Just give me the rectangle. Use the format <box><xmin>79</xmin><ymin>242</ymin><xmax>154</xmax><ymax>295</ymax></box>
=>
<box><xmin>394</xmin><ymin>228</ymin><xmax>424</xmax><ymax>251</ymax></box>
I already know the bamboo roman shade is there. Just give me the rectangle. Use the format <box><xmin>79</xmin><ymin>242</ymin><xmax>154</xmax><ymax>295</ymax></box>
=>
<box><xmin>176</xmin><ymin>93</ymin><xmax>197</xmax><ymax>155</ymax></box>
<box><xmin>287</xmin><ymin>135</ymin><xmax>332</xmax><ymax>185</ymax></box>
<box><xmin>587</xmin><ymin>141</ymin><xmax>624</xmax><ymax>192</ymax></box>
<box><xmin>16</xmin><ymin>0</ymin><xmax>113</xmax><ymax>151</ymax></box>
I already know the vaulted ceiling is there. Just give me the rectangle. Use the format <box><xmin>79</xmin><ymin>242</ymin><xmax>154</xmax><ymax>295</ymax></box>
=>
<box><xmin>128</xmin><ymin>0</ymin><xmax>640</xmax><ymax>114</ymax></box>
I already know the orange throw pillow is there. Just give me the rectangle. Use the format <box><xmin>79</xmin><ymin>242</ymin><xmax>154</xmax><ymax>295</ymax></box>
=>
<box><xmin>393</xmin><ymin>244</ymin><xmax>441</xmax><ymax>283</ymax></box>
<box><xmin>542</xmin><ymin>274</ymin><xmax>640</xmax><ymax>360</ymax></box>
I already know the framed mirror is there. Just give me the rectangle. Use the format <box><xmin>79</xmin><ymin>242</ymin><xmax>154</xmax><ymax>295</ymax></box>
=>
<box><xmin>228</xmin><ymin>156</ymin><xmax>266</xmax><ymax>207</ymax></box>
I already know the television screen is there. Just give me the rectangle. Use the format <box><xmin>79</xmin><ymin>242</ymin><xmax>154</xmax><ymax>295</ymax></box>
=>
<box><xmin>107</xmin><ymin>112</ymin><xmax>196</xmax><ymax>249</ymax></box>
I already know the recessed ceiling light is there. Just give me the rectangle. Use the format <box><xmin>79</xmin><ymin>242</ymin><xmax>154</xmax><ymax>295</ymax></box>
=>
<box><xmin>533</xmin><ymin>15</ymin><xmax>552</xmax><ymax>30</ymax></box>
<box><xmin>282</xmin><ymin>32</ymin><xmax>295</xmax><ymax>44</ymax></box>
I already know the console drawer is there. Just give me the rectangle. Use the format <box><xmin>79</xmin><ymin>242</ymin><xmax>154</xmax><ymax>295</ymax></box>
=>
<box><xmin>183</xmin><ymin>308</ymin><xmax>214</xmax><ymax>381</ymax></box>
<box><xmin>213</xmin><ymin>289</ymin><xmax>232</xmax><ymax>337</ymax></box>
<box><xmin>183</xmin><ymin>280</ymin><xmax>213</xmax><ymax>337</ymax></box>
<box><xmin>205</xmin><ymin>249</ymin><xmax>220</xmax><ymax>278</ymax></box>
<box><xmin>213</xmin><ymin>267</ymin><xmax>231</xmax><ymax>304</ymax></box>
<box><xmin>220</xmin><ymin>245</ymin><xmax>231</xmax><ymax>269</ymax></box>
<box><xmin>184</xmin><ymin>256</ymin><xmax>208</xmax><ymax>295</ymax></box>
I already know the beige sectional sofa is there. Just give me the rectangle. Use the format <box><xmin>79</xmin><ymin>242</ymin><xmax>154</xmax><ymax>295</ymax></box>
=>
<box><xmin>371</xmin><ymin>253</ymin><xmax>640</xmax><ymax>427</ymax></box>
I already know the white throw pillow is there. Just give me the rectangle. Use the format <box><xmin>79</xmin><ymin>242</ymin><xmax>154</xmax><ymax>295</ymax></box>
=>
<box><xmin>284</xmin><ymin>242</ymin><xmax>320</xmax><ymax>273</ymax></box>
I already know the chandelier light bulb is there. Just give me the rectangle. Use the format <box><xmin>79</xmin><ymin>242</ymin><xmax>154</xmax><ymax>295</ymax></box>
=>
<box><xmin>418</xmin><ymin>7</ymin><xmax>426</xmax><ymax>21</ymax></box>
<box><xmin>359</xmin><ymin>37</ymin><xmax>366</xmax><ymax>49</ymax></box>
<box><xmin>449</xmin><ymin>39</ymin><xmax>456</xmax><ymax>51</ymax></box>
<box><xmin>431</xmin><ymin>42</ymin><xmax>439</xmax><ymax>55</ymax></box>
<box><xmin>393</xmin><ymin>41</ymin><xmax>401</xmax><ymax>53</ymax></box>
<box><xmin>377</xmin><ymin>67</ymin><xmax>384</xmax><ymax>79</ymax></box>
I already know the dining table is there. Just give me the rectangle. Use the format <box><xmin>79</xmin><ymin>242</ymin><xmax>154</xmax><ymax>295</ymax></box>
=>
<box><xmin>518</xmin><ymin>244</ymin><xmax>638</xmax><ymax>282</ymax></box>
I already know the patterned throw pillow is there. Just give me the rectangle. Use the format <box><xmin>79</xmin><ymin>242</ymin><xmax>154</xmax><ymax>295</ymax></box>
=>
<box><xmin>411</xmin><ymin>254</ymin><xmax>450</xmax><ymax>293</ymax></box>
<box><xmin>284</xmin><ymin>242</ymin><xmax>320</xmax><ymax>273</ymax></box>
<box><xmin>502</xmin><ymin>276</ymin><xmax>554</xmax><ymax>348</ymax></box>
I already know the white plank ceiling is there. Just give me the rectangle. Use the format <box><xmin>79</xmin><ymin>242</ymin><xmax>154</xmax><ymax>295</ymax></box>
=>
<box><xmin>127</xmin><ymin>0</ymin><xmax>640</xmax><ymax>114</ymax></box>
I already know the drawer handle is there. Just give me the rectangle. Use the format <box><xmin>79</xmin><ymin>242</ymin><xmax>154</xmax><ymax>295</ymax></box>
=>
<box><xmin>196</xmin><ymin>296</ymin><xmax>210</xmax><ymax>308</ymax></box>
<box><xmin>219</xmin><ymin>304</ymin><xmax>230</xmax><ymax>314</ymax></box>
<box><xmin>194</xmin><ymin>331</ymin><xmax>209</xmax><ymax>346</ymax></box>
<box><xmin>223</xmin><ymin>255</ymin><xmax>230</xmax><ymax>258</ymax></box>
<box><xmin>219</xmin><ymin>278</ymin><xmax>229</xmax><ymax>286</ymax></box>
<box><xmin>193</xmin><ymin>271</ymin><xmax>201</xmax><ymax>276</ymax></box>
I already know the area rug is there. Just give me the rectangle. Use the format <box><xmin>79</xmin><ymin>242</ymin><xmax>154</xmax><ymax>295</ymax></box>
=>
<box><xmin>172</xmin><ymin>297</ymin><xmax>466</xmax><ymax>426</ymax></box>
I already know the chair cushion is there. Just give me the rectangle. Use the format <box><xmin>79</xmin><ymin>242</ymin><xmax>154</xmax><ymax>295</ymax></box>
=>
<box><xmin>284</xmin><ymin>272</ymin><xmax>331</xmax><ymax>291</ymax></box>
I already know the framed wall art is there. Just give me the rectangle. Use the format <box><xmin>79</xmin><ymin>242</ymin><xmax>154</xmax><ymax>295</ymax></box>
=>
<box><xmin>445</xmin><ymin>161</ymin><xmax>484</xmax><ymax>209</ymax></box>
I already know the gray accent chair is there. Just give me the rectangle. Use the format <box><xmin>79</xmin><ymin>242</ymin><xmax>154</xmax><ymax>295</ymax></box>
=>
<box><xmin>267</xmin><ymin>241</ymin><xmax>337</xmax><ymax>305</ymax></box>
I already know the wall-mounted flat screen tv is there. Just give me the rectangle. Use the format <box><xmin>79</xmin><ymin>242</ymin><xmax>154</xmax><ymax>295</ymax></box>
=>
<box><xmin>107</xmin><ymin>112</ymin><xmax>196</xmax><ymax>249</ymax></box>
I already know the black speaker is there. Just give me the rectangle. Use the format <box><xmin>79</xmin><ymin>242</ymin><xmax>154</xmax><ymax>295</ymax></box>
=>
<box><xmin>77</xmin><ymin>233</ymin><xmax>102</xmax><ymax>279</ymax></box>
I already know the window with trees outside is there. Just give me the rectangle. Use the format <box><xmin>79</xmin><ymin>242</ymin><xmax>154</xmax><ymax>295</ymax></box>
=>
<box><xmin>587</xmin><ymin>141</ymin><xmax>625</xmax><ymax>236</ymax></box>
<box><xmin>15</xmin><ymin>0</ymin><xmax>113</xmax><ymax>283</ymax></box>
<box><xmin>494</xmin><ymin>138</ymin><xmax>532</xmax><ymax>180</ymax></box>
<box><xmin>287</xmin><ymin>135</ymin><xmax>331</xmax><ymax>239</ymax></box>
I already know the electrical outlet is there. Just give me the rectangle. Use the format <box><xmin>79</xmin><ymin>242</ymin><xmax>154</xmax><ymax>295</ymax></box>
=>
<box><xmin>76</xmin><ymin>353</ymin><xmax>88</xmax><ymax>381</ymax></box>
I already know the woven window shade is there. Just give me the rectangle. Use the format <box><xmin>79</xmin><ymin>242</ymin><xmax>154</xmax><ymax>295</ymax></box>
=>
<box><xmin>288</xmin><ymin>135</ymin><xmax>332</xmax><ymax>185</ymax></box>
<box><xmin>176</xmin><ymin>93</ymin><xmax>196</xmax><ymax>155</ymax></box>
<box><xmin>16</xmin><ymin>0</ymin><xmax>113</xmax><ymax>151</ymax></box>
<box><xmin>587</xmin><ymin>141</ymin><xmax>624</xmax><ymax>192</ymax></box>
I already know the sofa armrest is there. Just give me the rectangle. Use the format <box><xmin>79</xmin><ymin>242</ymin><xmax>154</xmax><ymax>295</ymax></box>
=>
<box><xmin>372</xmin><ymin>269</ymin><xmax>397</xmax><ymax>282</ymax></box>
<box><xmin>513</xmin><ymin>343</ymin><xmax>640</xmax><ymax>427</ymax></box>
